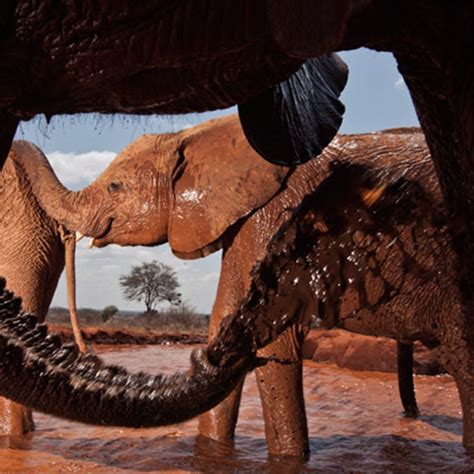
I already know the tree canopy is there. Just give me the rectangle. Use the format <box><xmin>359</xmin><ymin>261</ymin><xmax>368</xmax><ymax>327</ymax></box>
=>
<box><xmin>119</xmin><ymin>260</ymin><xmax>181</xmax><ymax>312</ymax></box>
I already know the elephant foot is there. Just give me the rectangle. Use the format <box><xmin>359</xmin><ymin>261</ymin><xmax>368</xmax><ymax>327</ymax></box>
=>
<box><xmin>0</xmin><ymin>397</ymin><xmax>34</xmax><ymax>436</ymax></box>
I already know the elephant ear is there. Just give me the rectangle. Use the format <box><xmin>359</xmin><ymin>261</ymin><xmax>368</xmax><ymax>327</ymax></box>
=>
<box><xmin>168</xmin><ymin>116</ymin><xmax>291</xmax><ymax>260</ymax></box>
<box><xmin>238</xmin><ymin>53</ymin><xmax>348</xmax><ymax>166</ymax></box>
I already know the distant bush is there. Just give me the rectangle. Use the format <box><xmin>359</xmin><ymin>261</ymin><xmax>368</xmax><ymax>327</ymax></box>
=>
<box><xmin>101</xmin><ymin>305</ymin><xmax>118</xmax><ymax>323</ymax></box>
<box><xmin>46</xmin><ymin>303</ymin><xmax>209</xmax><ymax>335</ymax></box>
<box><xmin>47</xmin><ymin>306</ymin><xmax>101</xmax><ymax>326</ymax></box>
<box><xmin>141</xmin><ymin>302</ymin><xmax>208</xmax><ymax>332</ymax></box>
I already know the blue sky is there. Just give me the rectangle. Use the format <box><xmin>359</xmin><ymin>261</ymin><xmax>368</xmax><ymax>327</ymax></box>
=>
<box><xmin>15</xmin><ymin>48</ymin><xmax>418</xmax><ymax>313</ymax></box>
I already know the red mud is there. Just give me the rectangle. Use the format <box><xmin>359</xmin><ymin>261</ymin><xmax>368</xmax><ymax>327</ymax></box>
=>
<box><xmin>0</xmin><ymin>344</ymin><xmax>470</xmax><ymax>472</ymax></box>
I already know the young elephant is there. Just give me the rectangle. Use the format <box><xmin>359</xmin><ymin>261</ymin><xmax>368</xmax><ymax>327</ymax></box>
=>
<box><xmin>227</xmin><ymin>143</ymin><xmax>474</xmax><ymax>453</ymax></box>
<box><xmin>0</xmin><ymin>142</ymin><xmax>87</xmax><ymax>436</ymax></box>
<box><xmin>13</xmin><ymin>115</ymin><xmax>441</xmax><ymax>457</ymax></box>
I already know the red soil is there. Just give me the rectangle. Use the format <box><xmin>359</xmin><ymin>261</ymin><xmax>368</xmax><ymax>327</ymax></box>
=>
<box><xmin>47</xmin><ymin>324</ymin><xmax>207</xmax><ymax>346</ymax></box>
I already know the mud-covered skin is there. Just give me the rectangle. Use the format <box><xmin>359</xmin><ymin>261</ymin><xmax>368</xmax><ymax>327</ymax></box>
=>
<box><xmin>0</xmin><ymin>144</ymin><xmax>77</xmax><ymax>437</ymax></box>
<box><xmin>299</xmin><ymin>159</ymin><xmax>453</xmax><ymax>340</ymax></box>
<box><xmin>200</xmin><ymin>126</ymin><xmax>434</xmax><ymax>457</ymax></box>
<box><xmin>228</xmin><ymin>146</ymin><xmax>474</xmax><ymax>453</ymax></box>
<box><xmin>1</xmin><ymin>11</ymin><xmax>474</xmax><ymax>444</ymax></box>
<box><xmin>0</xmin><ymin>3</ymin><xmax>353</xmax><ymax>168</ymax></box>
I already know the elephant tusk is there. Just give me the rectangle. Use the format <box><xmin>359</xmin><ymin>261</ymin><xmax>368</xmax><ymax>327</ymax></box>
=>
<box><xmin>88</xmin><ymin>238</ymin><xmax>95</xmax><ymax>249</ymax></box>
<box><xmin>76</xmin><ymin>231</ymin><xmax>84</xmax><ymax>243</ymax></box>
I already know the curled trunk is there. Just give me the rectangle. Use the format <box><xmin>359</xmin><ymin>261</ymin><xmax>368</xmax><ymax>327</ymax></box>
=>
<box><xmin>0</xmin><ymin>278</ymin><xmax>251</xmax><ymax>426</ymax></box>
<box><xmin>0</xmin><ymin>272</ymin><xmax>300</xmax><ymax>426</ymax></box>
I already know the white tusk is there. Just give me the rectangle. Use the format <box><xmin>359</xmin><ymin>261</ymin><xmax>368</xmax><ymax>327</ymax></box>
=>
<box><xmin>76</xmin><ymin>231</ymin><xmax>84</xmax><ymax>242</ymax></box>
<box><xmin>88</xmin><ymin>238</ymin><xmax>95</xmax><ymax>249</ymax></box>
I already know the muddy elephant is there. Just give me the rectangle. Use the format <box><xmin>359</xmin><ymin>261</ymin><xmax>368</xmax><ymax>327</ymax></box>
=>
<box><xmin>15</xmin><ymin>115</ymin><xmax>451</xmax><ymax>457</ymax></box>
<box><xmin>0</xmin><ymin>142</ymin><xmax>88</xmax><ymax>436</ymax></box>
<box><xmin>0</xmin><ymin>142</ymin><xmax>296</xmax><ymax>431</ymax></box>
<box><xmin>227</xmin><ymin>134</ymin><xmax>474</xmax><ymax>454</ymax></box>
<box><xmin>0</xmin><ymin>3</ymin><xmax>355</xmax><ymax>168</ymax></box>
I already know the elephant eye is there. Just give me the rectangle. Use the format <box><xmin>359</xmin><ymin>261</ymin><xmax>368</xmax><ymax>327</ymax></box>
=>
<box><xmin>108</xmin><ymin>181</ymin><xmax>123</xmax><ymax>193</ymax></box>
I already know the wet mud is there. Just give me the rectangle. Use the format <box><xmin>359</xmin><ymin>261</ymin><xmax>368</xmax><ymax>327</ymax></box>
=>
<box><xmin>0</xmin><ymin>344</ymin><xmax>471</xmax><ymax>473</ymax></box>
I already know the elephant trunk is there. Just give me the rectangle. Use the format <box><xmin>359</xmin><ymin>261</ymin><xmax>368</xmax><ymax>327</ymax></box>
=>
<box><xmin>0</xmin><ymin>278</ymin><xmax>253</xmax><ymax>427</ymax></box>
<box><xmin>0</xmin><ymin>197</ymin><xmax>310</xmax><ymax>426</ymax></box>
<box><xmin>9</xmin><ymin>141</ymin><xmax>105</xmax><ymax>236</ymax></box>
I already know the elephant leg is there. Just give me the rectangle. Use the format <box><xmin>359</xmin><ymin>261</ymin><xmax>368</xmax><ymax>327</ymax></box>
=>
<box><xmin>431</xmin><ymin>341</ymin><xmax>474</xmax><ymax>454</ymax></box>
<box><xmin>255</xmin><ymin>325</ymin><xmax>309</xmax><ymax>459</ymax></box>
<box><xmin>198</xmin><ymin>227</ymin><xmax>262</xmax><ymax>444</ymax></box>
<box><xmin>0</xmin><ymin>397</ymin><xmax>34</xmax><ymax>436</ymax></box>
<box><xmin>397</xmin><ymin>341</ymin><xmax>419</xmax><ymax>418</ymax></box>
<box><xmin>198</xmin><ymin>263</ymin><xmax>246</xmax><ymax>443</ymax></box>
<box><xmin>456</xmin><ymin>375</ymin><xmax>474</xmax><ymax>454</ymax></box>
<box><xmin>198</xmin><ymin>380</ymin><xmax>244</xmax><ymax>442</ymax></box>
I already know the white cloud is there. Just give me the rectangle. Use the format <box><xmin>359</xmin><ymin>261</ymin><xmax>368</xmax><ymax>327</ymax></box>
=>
<box><xmin>394</xmin><ymin>76</ymin><xmax>405</xmax><ymax>89</ymax></box>
<box><xmin>47</xmin><ymin>150</ymin><xmax>116</xmax><ymax>189</ymax></box>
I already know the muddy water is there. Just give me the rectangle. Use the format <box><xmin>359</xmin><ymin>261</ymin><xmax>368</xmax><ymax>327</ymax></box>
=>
<box><xmin>0</xmin><ymin>344</ymin><xmax>471</xmax><ymax>473</ymax></box>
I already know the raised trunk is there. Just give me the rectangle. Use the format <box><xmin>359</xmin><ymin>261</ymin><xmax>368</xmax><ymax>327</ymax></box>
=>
<box><xmin>10</xmin><ymin>141</ymin><xmax>100</xmax><ymax>235</ymax></box>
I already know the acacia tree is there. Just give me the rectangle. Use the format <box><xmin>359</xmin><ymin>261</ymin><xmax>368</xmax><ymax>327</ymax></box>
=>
<box><xmin>119</xmin><ymin>260</ymin><xmax>181</xmax><ymax>312</ymax></box>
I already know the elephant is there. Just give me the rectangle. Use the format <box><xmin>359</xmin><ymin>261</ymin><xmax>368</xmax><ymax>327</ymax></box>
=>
<box><xmin>13</xmin><ymin>115</ymin><xmax>448</xmax><ymax>457</ymax></box>
<box><xmin>0</xmin><ymin>141</ymin><xmax>88</xmax><ymax>436</ymax></box>
<box><xmin>0</xmin><ymin>1</ymin><xmax>473</xmax><ymax>457</ymax></box>
<box><xmin>0</xmin><ymin>144</ymin><xmax>298</xmax><ymax>431</ymax></box>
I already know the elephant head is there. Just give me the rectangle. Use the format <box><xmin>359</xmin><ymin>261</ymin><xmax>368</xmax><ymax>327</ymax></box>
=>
<box><xmin>20</xmin><ymin>115</ymin><xmax>295</xmax><ymax>259</ymax></box>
